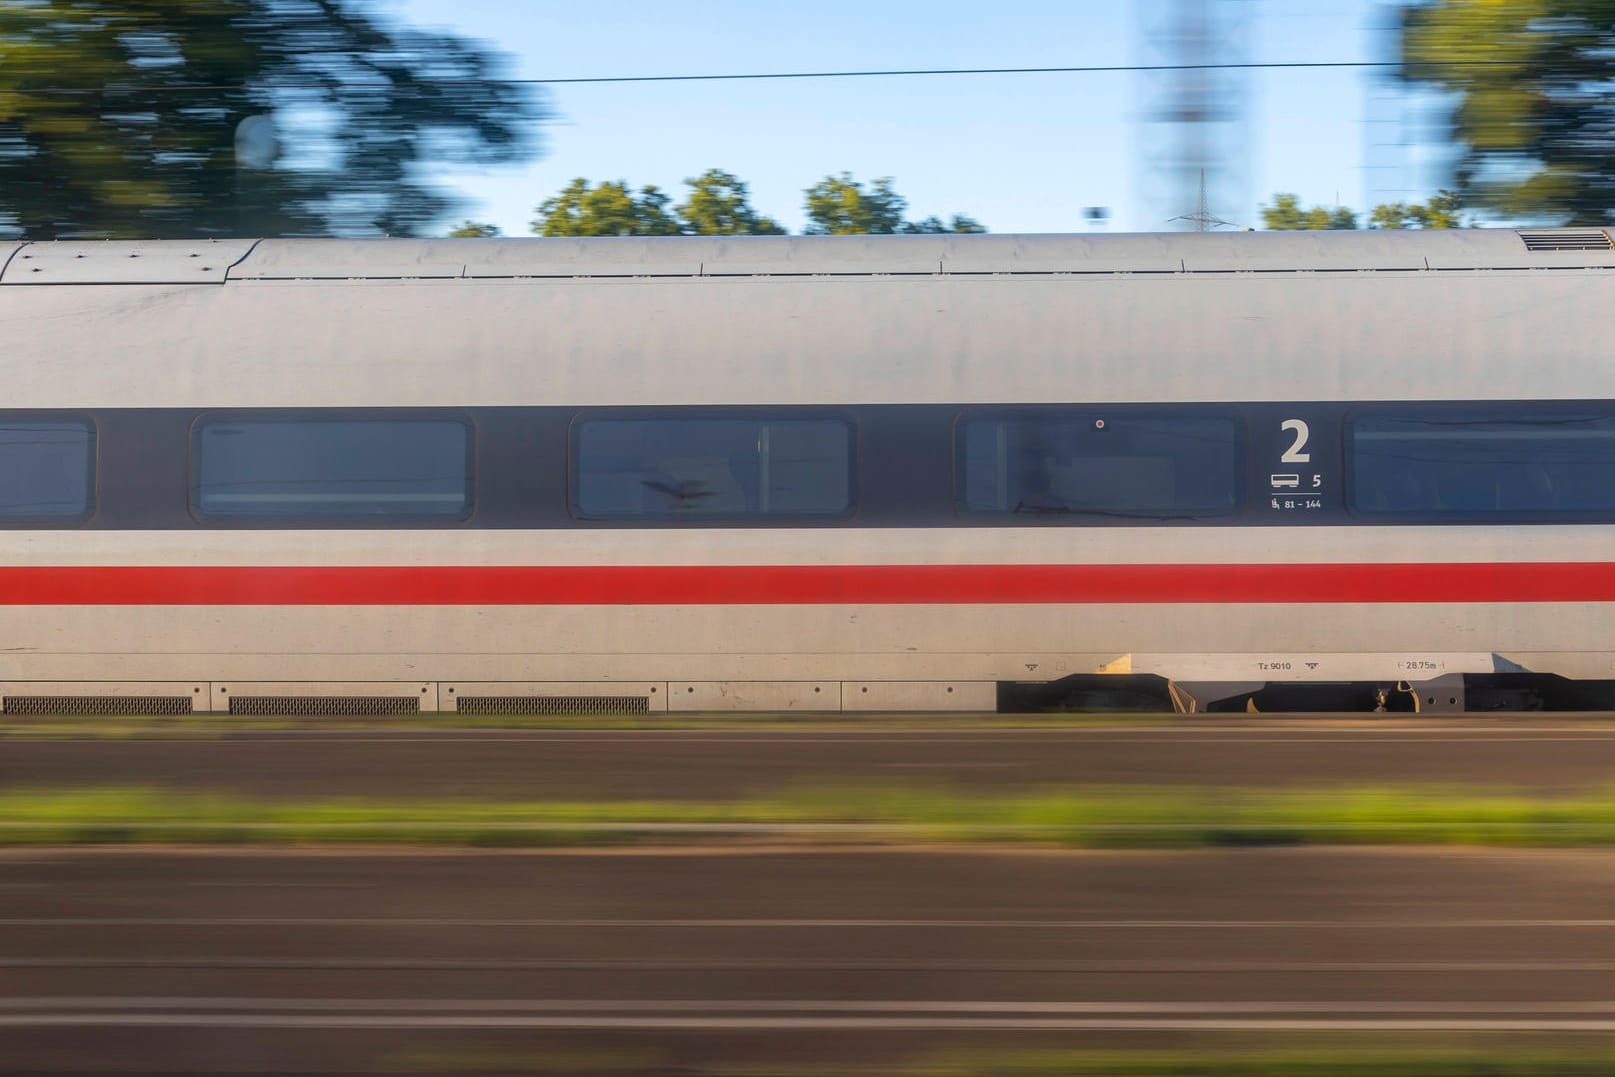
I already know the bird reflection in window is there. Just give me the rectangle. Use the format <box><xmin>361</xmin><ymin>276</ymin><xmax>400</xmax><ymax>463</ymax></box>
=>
<box><xmin>642</xmin><ymin>478</ymin><xmax>714</xmax><ymax>509</ymax></box>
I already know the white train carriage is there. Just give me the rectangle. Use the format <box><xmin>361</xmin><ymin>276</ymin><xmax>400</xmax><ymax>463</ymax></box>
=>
<box><xmin>2</xmin><ymin>228</ymin><xmax>1615</xmax><ymax>715</ymax></box>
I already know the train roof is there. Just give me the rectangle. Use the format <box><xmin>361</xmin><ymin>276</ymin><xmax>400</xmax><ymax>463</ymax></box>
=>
<box><xmin>3</xmin><ymin>227</ymin><xmax>1615</xmax><ymax>284</ymax></box>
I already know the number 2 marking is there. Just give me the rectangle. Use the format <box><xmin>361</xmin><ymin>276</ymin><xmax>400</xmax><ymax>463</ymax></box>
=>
<box><xmin>1280</xmin><ymin>419</ymin><xmax>1311</xmax><ymax>463</ymax></box>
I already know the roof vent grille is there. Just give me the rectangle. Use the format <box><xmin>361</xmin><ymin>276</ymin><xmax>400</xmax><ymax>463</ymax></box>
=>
<box><xmin>1518</xmin><ymin>229</ymin><xmax>1613</xmax><ymax>252</ymax></box>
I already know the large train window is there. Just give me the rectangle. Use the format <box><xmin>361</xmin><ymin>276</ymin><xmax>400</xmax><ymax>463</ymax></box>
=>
<box><xmin>0</xmin><ymin>415</ymin><xmax>95</xmax><ymax>523</ymax></box>
<box><xmin>570</xmin><ymin>415</ymin><xmax>853</xmax><ymax>520</ymax></box>
<box><xmin>955</xmin><ymin>409</ymin><xmax>1242</xmax><ymax>519</ymax></box>
<box><xmin>190</xmin><ymin>413</ymin><xmax>473</xmax><ymax>522</ymax></box>
<box><xmin>1349</xmin><ymin>406</ymin><xmax>1615</xmax><ymax>520</ymax></box>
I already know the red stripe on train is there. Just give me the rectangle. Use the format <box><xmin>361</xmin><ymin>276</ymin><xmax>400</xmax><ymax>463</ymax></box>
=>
<box><xmin>0</xmin><ymin>563</ymin><xmax>1611</xmax><ymax>604</ymax></box>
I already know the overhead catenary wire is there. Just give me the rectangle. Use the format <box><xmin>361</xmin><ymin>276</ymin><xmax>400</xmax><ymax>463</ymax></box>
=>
<box><xmin>19</xmin><ymin>59</ymin><xmax>1526</xmax><ymax>96</ymax></box>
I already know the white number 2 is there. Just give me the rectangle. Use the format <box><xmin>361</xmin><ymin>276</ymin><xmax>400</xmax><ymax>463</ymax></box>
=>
<box><xmin>1280</xmin><ymin>419</ymin><xmax>1312</xmax><ymax>463</ymax></box>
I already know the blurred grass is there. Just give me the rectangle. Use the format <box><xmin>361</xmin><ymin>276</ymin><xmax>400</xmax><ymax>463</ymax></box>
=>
<box><xmin>388</xmin><ymin>1042</ymin><xmax>1615</xmax><ymax>1076</ymax></box>
<box><xmin>0</xmin><ymin>712</ymin><xmax>1183</xmax><ymax>736</ymax></box>
<box><xmin>6</xmin><ymin>712</ymin><xmax>1611</xmax><ymax>738</ymax></box>
<box><xmin>903</xmin><ymin>1045</ymin><xmax>1615</xmax><ymax>1076</ymax></box>
<box><xmin>4</xmin><ymin>782</ymin><xmax>1615</xmax><ymax>847</ymax></box>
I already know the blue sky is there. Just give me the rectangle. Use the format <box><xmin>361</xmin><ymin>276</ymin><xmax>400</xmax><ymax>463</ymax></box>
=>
<box><xmin>393</xmin><ymin>1</ymin><xmax>1434</xmax><ymax>235</ymax></box>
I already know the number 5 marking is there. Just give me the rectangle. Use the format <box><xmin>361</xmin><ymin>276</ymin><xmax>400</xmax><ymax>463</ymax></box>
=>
<box><xmin>1280</xmin><ymin>419</ymin><xmax>1312</xmax><ymax>463</ymax></box>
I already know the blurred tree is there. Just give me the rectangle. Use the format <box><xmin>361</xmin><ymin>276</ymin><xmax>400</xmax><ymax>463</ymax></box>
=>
<box><xmin>1260</xmin><ymin>194</ymin><xmax>1358</xmax><ymax>230</ymax></box>
<box><xmin>1402</xmin><ymin>0</ymin><xmax>1615</xmax><ymax>224</ymax></box>
<box><xmin>531</xmin><ymin>170</ymin><xmax>989</xmax><ymax>237</ymax></box>
<box><xmin>677</xmin><ymin>168</ymin><xmax>785</xmax><ymax>235</ymax></box>
<box><xmin>1367</xmin><ymin>190</ymin><xmax>1467</xmax><ymax>229</ymax></box>
<box><xmin>803</xmin><ymin>174</ymin><xmax>908</xmax><ymax>234</ymax></box>
<box><xmin>448</xmin><ymin>221</ymin><xmax>501</xmax><ymax>238</ymax></box>
<box><xmin>1259</xmin><ymin>190</ymin><xmax>1479</xmax><ymax>230</ymax></box>
<box><xmin>1262</xmin><ymin>190</ymin><xmax>1465</xmax><ymax>230</ymax></box>
<box><xmin>803</xmin><ymin>173</ymin><xmax>986</xmax><ymax>234</ymax></box>
<box><xmin>531</xmin><ymin>178</ymin><xmax>682</xmax><ymax>236</ymax></box>
<box><xmin>902</xmin><ymin>214</ymin><xmax>988</xmax><ymax>234</ymax></box>
<box><xmin>0</xmin><ymin>1</ymin><xmax>542</xmax><ymax>240</ymax></box>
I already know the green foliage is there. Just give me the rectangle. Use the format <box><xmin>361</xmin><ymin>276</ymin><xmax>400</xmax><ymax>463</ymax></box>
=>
<box><xmin>903</xmin><ymin>213</ymin><xmax>988</xmax><ymax>234</ymax></box>
<box><xmin>1401</xmin><ymin>0</ymin><xmax>1615</xmax><ymax>224</ymax></box>
<box><xmin>802</xmin><ymin>173</ymin><xmax>909</xmax><ymax>234</ymax></box>
<box><xmin>533</xmin><ymin>169</ymin><xmax>988</xmax><ymax>237</ymax></box>
<box><xmin>802</xmin><ymin>173</ymin><xmax>987</xmax><ymax>234</ymax></box>
<box><xmin>531</xmin><ymin>178</ymin><xmax>681</xmax><ymax>237</ymax></box>
<box><xmin>447</xmin><ymin>220</ymin><xmax>501</xmax><ymax>238</ymax></box>
<box><xmin>1366</xmin><ymin>189</ymin><xmax>1467</xmax><ymax>229</ymax></box>
<box><xmin>0</xmin><ymin>0</ymin><xmax>543</xmax><ymax>240</ymax></box>
<box><xmin>1263</xmin><ymin>190</ymin><xmax>1467</xmax><ymax>231</ymax></box>
<box><xmin>677</xmin><ymin>168</ymin><xmax>785</xmax><ymax>235</ymax></box>
<box><xmin>1260</xmin><ymin>193</ymin><xmax>1358</xmax><ymax>230</ymax></box>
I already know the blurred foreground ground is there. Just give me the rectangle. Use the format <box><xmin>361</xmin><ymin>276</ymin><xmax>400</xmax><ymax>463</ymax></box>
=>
<box><xmin>4</xmin><ymin>718</ymin><xmax>1615</xmax><ymax>1074</ymax></box>
<box><xmin>5</xmin><ymin>845</ymin><xmax>1615</xmax><ymax>1073</ymax></box>
<box><xmin>6</xmin><ymin>719</ymin><xmax>1615</xmax><ymax>799</ymax></box>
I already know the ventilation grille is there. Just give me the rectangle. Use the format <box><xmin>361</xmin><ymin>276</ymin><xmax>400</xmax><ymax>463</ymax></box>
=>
<box><xmin>454</xmin><ymin>695</ymin><xmax>651</xmax><ymax>715</ymax></box>
<box><xmin>2</xmin><ymin>695</ymin><xmax>193</xmax><ymax>716</ymax></box>
<box><xmin>1518</xmin><ymin>229</ymin><xmax>1613</xmax><ymax>251</ymax></box>
<box><xmin>227</xmin><ymin>695</ymin><xmax>421</xmax><ymax>716</ymax></box>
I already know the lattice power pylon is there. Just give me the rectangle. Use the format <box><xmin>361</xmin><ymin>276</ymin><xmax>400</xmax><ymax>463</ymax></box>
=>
<box><xmin>1137</xmin><ymin>0</ymin><xmax>1252</xmax><ymax>231</ymax></box>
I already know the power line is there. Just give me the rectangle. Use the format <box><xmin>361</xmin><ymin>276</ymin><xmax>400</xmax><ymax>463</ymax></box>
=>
<box><xmin>20</xmin><ymin>59</ymin><xmax>1523</xmax><ymax>96</ymax></box>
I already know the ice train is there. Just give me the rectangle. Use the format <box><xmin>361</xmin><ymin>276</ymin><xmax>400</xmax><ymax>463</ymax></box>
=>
<box><xmin>3</xmin><ymin>228</ymin><xmax>1615</xmax><ymax>714</ymax></box>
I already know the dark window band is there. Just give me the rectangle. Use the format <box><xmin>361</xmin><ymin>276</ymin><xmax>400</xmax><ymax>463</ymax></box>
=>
<box><xmin>190</xmin><ymin>413</ymin><xmax>474</xmax><ymax>522</ymax></box>
<box><xmin>1349</xmin><ymin>408</ymin><xmax>1615</xmax><ymax>520</ymax></box>
<box><xmin>8</xmin><ymin>401</ymin><xmax>1615</xmax><ymax>530</ymax></box>
<box><xmin>956</xmin><ymin>410</ymin><xmax>1243</xmax><ymax>521</ymax></box>
<box><xmin>0</xmin><ymin>415</ymin><xmax>95</xmax><ymax>522</ymax></box>
<box><xmin>570</xmin><ymin>415</ymin><xmax>854</xmax><ymax>520</ymax></box>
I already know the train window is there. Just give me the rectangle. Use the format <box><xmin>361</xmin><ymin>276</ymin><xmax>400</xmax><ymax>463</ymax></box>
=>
<box><xmin>190</xmin><ymin>415</ymin><xmax>472</xmax><ymax>522</ymax></box>
<box><xmin>0</xmin><ymin>416</ymin><xmax>95</xmax><ymax>522</ymax></box>
<box><xmin>1349</xmin><ymin>408</ymin><xmax>1615</xmax><ymax>519</ymax></box>
<box><xmin>956</xmin><ymin>411</ymin><xmax>1242</xmax><ymax>519</ymax></box>
<box><xmin>571</xmin><ymin>416</ymin><xmax>853</xmax><ymax>519</ymax></box>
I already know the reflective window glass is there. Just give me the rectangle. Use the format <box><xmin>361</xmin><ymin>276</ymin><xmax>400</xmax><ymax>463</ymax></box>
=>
<box><xmin>0</xmin><ymin>417</ymin><xmax>95</xmax><ymax>521</ymax></box>
<box><xmin>1350</xmin><ymin>409</ymin><xmax>1615</xmax><ymax>518</ymax></box>
<box><xmin>957</xmin><ymin>411</ymin><xmax>1241</xmax><ymax>519</ymax></box>
<box><xmin>572</xmin><ymin>417</ymin><xmax>853</xmax><ymax>519</ymax></box>
<box><xmin>192</xmin><ymin>416</ymin><xmax>472</xmax><ymax>521</ymax></box>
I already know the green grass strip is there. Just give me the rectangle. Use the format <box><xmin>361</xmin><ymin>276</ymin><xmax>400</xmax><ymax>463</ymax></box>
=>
<box><xmin>392</xmin><ymin>1042</ymin><xmax>1615</xmax><ymax>1076</ymax></box>
<box><xmin>0</xmin><ymin>711</ymin><xmax>1181</xmax><ymax>736</ymax></box>
<box><xmin>901</xmin><ymin>1045</ymin><xmax>1615</xmax><ymax>1077</ymax></box>
<box><xmin>4</xmin><ymin>782</ymin><xmax>1615</xmax><ymax>847</ymax></box>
